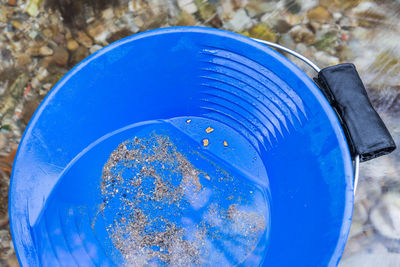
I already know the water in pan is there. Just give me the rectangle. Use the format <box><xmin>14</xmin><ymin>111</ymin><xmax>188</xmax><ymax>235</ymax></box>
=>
<box><xmin>99</xmin><ymin>134</ymin><xmax>267</xmax><ymax>266</ymax></box>
<box><xmin>31</xmin><ymin>117</ymin><xmax>270</xmax><ymax>267</ymax></box>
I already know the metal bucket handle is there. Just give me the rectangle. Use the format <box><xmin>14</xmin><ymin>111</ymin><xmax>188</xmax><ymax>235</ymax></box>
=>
<box><xmin>254</xmin><ymin>38</ymin><xmax>396</xmax><ymax>195</ymax></box>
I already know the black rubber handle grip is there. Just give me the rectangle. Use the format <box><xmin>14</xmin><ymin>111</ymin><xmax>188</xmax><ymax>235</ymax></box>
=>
<box><xmin>316</xmin><ymin>63</ymin><xmax>396</xmax><ymax>162</ymax></box>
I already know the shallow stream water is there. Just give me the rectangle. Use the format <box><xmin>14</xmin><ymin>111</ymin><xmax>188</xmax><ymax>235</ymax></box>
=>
<box><xmin>0</xmin><ymin>0</ymin><xmax>399</xmax><ymax>266</ymax></box>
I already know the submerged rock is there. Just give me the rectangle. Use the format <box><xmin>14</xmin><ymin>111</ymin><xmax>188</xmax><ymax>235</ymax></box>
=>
<box><xmin>340</xmin><ymin>252</ymin><xmax>400</xmax><ymax>267</ymax></box>
<box><xmin>87</xmin><ymin>21</ymin><xmax>111</xmax><ymax>44</ymax></box>
<box><xmin>178</xmin><ymin>0</ymin><xmax>198</xmax><ymax>14</ymax></box>
<box><xmin>89</xmin><ymin>44</ymin><xmax>102</xmax><ymax>54</ymax></box>
<box><xmin>195</xmin><ymin>0</ymin><xmax>217</xmax><ymax>22</ymax></box>
<box><xmin>25</xmin><ymin>0</ymin><xmax>42</xmax><ymax>17</ymax></box>
<box><xmin>352</xmin><ymin>2</ymin><xmax>386</xmax><ymax>28</ymax></box>
<box><xmin>307</xmin><ymin>6</ymin><xmax>333</xmax><ymax>23</ymax></box>
<box><xmin>76</xmin><ymin>31</ymin><xmax>93</xmax><ymax>48</ymax></box>
<box><xmin>66</xmin><ymin>39</ymin><xmax>79</xmax><ymax>51</ymax></box>
<box><xmin>39</xmin><ymin>46</ymin><xmax>53</xmax><ymax>56</ymax></box>
<box><xmin>175</xmin><ymin>10</ymin><xmax>197</xmax><ymax>26</ymax></box>
<box><xmin>371</xmin><ymin>193</ymin><xmax>400</xmax><ymax>240</ymax></box>
<box><xmin>313</xmin><ymin>50</ymin><xmax>339</xmax><ymax>66</ymax></box>
<box><xmin>289</xmin><ymin>25</ymin><xmax>315</xmax><ymax>45</ymax></box>
<box><xmin>52</xmin><ymin>46</ymin><xmax>69</xmax><ymax>67</ymax></box>
<box><xmin>241</xmin><ymin>23</ymin><xmax>277</xmax><ymax>42</ymax></box>
<box><xmin>223</xmin><ymin>8</ymin><xmax>252</xmax><ymax>32</ymax></box>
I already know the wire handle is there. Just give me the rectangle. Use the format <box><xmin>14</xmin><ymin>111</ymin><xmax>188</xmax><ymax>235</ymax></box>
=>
<box><xmin>253</xmin><ymin>38</ymin><xmax>360</xmax><ymax>195</ymax></box>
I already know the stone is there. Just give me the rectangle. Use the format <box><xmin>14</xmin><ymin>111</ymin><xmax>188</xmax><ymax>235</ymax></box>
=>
<box><xmin>285</xmin><ymin>0</ymin><xmax>301</xmax><ymax>14</ymax></box>
<box><xmin>314</xmin><ymin>51</ymin><xmax>339</xmax><ymax>66</ymax></box>
<box><xmin>307</xmin><ymin>6</ymin><xmax>333</xmax><ymax>23</ymax></box>
<box><xmin>223</xmin><ymin>9</ymin><xmax>253</xmax><ymax>32</ymax></box>
<box><xmin>195</xmin><ymin>0</ymin><xmax>217</xmax><ymax>22</ymax></box>
<box><xmin>102</xmin><ymin>8</ymin><xmax>114</xmax><ymax>20</ymax></box>
<box><xmin>65</xmin><ymin>32</ymin><xmax>72</xmax><ymax>40</ymax></box>
<box><xmin>9</xmin><ymin>73</ymin><xmax>29</xmax><ymax>99</ymax></box>
<box><xmin>42</xmin><ymin>83</ymin><xmax>52</xmax><ymax>91</ymax></box>
<box><xmin>347</xmin><ymin>221</ymin><xmax>363</xmax><ymax>239</ymax></box>
<box><xmin>353</xmin><ymin>2</ymin><xmax>386</xmax><ymax>28</ymax></box>
<box><xmin>71</xmin><ymin>46</ymin><xmax>89</xmax><ymax>66</ymax></box>
<box><xmin>289</xmin><ymin>25</ymin><xmax>315</xmax><ymax>45</ymax></box>
<box><xmin>39</xmin><ymin>56</ymin><xmax>53</xmax><ymax>68</ymax></box>
<box><xmin>319</xmin><ymin>0</ymin><xmax>360</xmax><ymax>10</ymax></box>
<box><xmin>39</xmin><ymin>87</ymin><xmax>48</xmax><ymax>96</ymax></box>
<box><xmin>297</xmin><ymin>0</ymin><xmax>318</xmax><ymax>12</ymax></box>
<box><xmin>175</xmin><ymin>10</ymin><xmax>197</xmax><ymax>26</ymax></box>
<box><xmin>40</xmin><ymin>65</ymin><xmax>68</xmax><ymax>87</ymax></box>
<box><xmin>295</xmin><ymin>43</ymin><xmax>308</xmax><ymax>55</ymax></box>
<box><xmin>339</xmin><ymin>252</ymin><xmax>400</xmax><ymax>267</ymax></box>
<box><xmin>87</xmin><ymin>22</ymin><xmax>110</xmax><ymax>43</ymax></box>
<box><xmin>115</xmin><ymin>13</ymin><xmax>140</xmax><ymax>33</ymax></box>
<box><xmin>76</xmin><ymin>31</ymin><xmax>93</xmax><ymax>48</ymax></box>
<box><xmin>11</xmin><ymin>20</ymin><xmax>22</xmax><ymax>30</ymax></box>
<box><xmin>280</xmin><ymin>33</ymin><xmax>295</xmax><ymax>48</ymax></box>
<box><xmin>313</xmin><ymin>30</ymin><xmax>339</xmax><ymax>52</ymax></box>
<box><xmin>53</xmin><ymin>33</ymin><xmax>65</xmax><ymax>44</ymax></box>
<box><xmin>243</xmin><ymin>23</ymin><xmax>277</xmax><ymax>42</ymax></box>
<box><xmin>0</xmin><ymin>6</ymin><xmax>7</xmax><ymax>23</ymax></box>
<box><xmin>52</xmin><ymin>47</ymin><xmax>69</xmax><ymax>66</ymax></box>
<box><xmin>1</xmin><ymin>49</ymin><xmax>12</xmax><ymax>64</ymax></box>
<box><xmin>0</xmin><ymin>133</ymin><xmax>6</xmax><ymax>151</ymax></box>
<box><xmin>333</xmin><ymin>12</ymin><xmax>342</xmax><ymax>21</ymax></box>
<box><xmin>106</xmin><ymin>29</ymin><xmax>135</xmax><ymax>44</ymax></box>
<box><xmin>355</xmin><ymin>177</ymin><xmax>383</xmax><ymax>211</ymax></box>
<box><xmin>7</xmin><ymin>254</ymin><xmax>19</xmax><ymax>267</ymax></box>
<box><xmin>39</xmin><ymin>46</ymin><xmax>53</xmax><ymax>56</ymax></box>
<box><xmin>353</xmin><ymin>202</ymin><xmax>368</xmax><ymax>224</ymax></box>
<box><xmin>177</xmin><ymin>0</ymin><xmax>198</xmax><ymax>14</ymax></box>
<box><xmin>25</xmin><ymin>0</ymin><xmax>41</xmax><ymax>17</ymax></box>
<box><xmin>28</xmin><ymin>30</ymin><xmax>38</xmax><ymax>40</ymax></box>
<box><xmin>370</xmin><ymin>193</ymin><xmax>400</xmax><ymax>239</ymax></box>
<box><xmin>360</xmin><ymin>148</ymin><xmax>399</xmax><ymax>185</ymax></box>
<box><xmin>30</xmin><ymin>77</ymin><xmax>40</xmax><ymax>89</ymax></box>
<box><xmin>273</xmin><ymin>19</ymin><xmax>292</xmax><ymax>33</ymax></box>
<box><xmin>0</xmin><ymin>230</ymin><xmax>13</xmax><ymax>259</ymax></box>
<box><xmin>7</xmin><ymin>0</ymin><xmax>17</xmax><ymax>7</ymax></box>
<box><xmin>42</xmin><ymin>28</ymin><xmax>53</xmax><ymax>38</ymax></box>
<box><xmin>146</xmin><ymin>12</ymin><xmax>170</xmax><ymax>29</ymax></box>
<box><xmin>245</xmin><ymin>2</ymin><xmax>276</xmax><ymax>18</ymax></box>
<box><xmin>147</xmin><ymin>0</ymin><xmax>163</xmax><ymax>15</ymax></box>
<box><xmin>36</xmin><ymin>67</ymin><xmax>49</xmax><ymax>81</ymax></box>
<box><xmin>129</xmin><ymin>1</ymin><xmax>147</xmax><ymax>13</ymax></box>
<box><xmin>27</xmin><ymin>46</ymin><xmax>40</xmax><ymax>58</ymax></box>
<box><xmin>89</xmin><ymin>45</ymin><xmax>103</xmax><ymax>54</ymax></box>
<box><xmin>220</xmin><ymin>0</ymin><xmax>234</xmax><ymax>20</ymax></box>
<box><xmin>0</xmin><ymin>73</ymin><xmax>28</xmax><ymax>127</ymax></box>
<box><xmin>66</xmin><ymin>39</ymin><xmax>79</xmax><ymax>51</ymax></box>
<box><xmin>381</xmin><ymin>238</ymin><xmax>400</xmax><ymax>255</ymax></box>
<box><xmin>22</xmin><ymin>99</ymin><xmax>41</xmax><ymax>125</ymax></box>
<box><xmin>232</xmin><ymin>0</ymin><xmax>248</xmax><ymax>9</ymax></box>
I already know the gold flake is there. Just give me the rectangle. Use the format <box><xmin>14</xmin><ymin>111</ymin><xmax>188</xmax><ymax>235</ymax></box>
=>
<box><xmin>205</xmin><ymin>127</ymin><xmax>214</xmax><ymax>133</ymax></box>
<box><xmin>202</xmin><ymin>139</ymin><xmax>209</xmax><ymax>147</ymax></box>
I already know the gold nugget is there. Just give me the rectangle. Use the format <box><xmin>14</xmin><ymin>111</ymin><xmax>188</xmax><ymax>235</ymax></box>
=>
<box><xmin>223</xmin><ymin>141</ymin><xmax>228</xmax><ymax>147</ymax></box>
<box><xmin>205</xmin><ymin>127</ymin><xmax>214</xmax><ymax>133</ymax></box>
<box><xmin>202</xmin><ymin>139</ymin><xmax>209</xmax><ymax>146</ymax></box>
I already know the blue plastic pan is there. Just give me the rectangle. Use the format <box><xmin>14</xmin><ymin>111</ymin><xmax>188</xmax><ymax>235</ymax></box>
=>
<box><xmin>10</xmin><ymin>27</ymin><xmax>391</xmax><ymax>267</ymax></box>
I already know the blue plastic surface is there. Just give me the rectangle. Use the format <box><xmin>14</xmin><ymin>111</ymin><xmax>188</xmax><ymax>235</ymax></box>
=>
<box><xmin>9</xmin><ymin>27</ymin><xmax>354</xmax><ymax>267</ymax></box>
